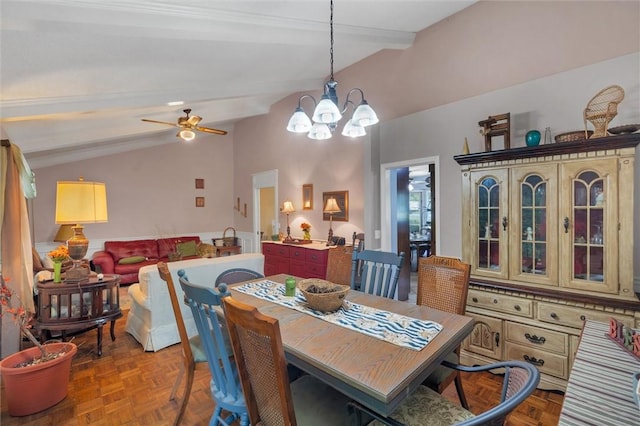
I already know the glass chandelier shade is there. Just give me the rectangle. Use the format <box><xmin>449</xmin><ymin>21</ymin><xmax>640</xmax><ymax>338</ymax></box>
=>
<box><xmin>178</xmin><ymin>129</ymin><xmax>196</xmax><ymax>141</ymax></box>
<box><xmin>286</xmin><ymin>0</ymin><xmax>378</xmax><ymax>140</ymax></box>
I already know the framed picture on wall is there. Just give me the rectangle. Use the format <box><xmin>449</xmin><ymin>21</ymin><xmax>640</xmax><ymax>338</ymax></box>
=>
<box><xmin>302</xmin><ymin>184</ymin><xmax>313</xmax><ymax>210</ymax></box>
<box><xmin>322</xmin><ymin>191</ymin><xmax>348</xmax><ymax>222</ymax></box>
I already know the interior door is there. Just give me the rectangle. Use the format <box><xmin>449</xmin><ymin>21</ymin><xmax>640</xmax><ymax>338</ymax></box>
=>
<box><xmin>396</xmin><ymin>167</ymin><xmax>410</xmax><ymax>300</ymax></box>
<box><xmin>252</xmin><ymin>170</ymin><xmax>278</xmax><ymax>253</ymax></box>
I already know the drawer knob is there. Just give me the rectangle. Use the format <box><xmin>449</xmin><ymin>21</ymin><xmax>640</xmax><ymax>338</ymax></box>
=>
<box><xmin>580</xmin><ymin>315</ymin><xmax>586</xmax><ymax>321</ymax></box>
<box><xmin>525</xmin><ymin>333</ymin><xmax>546</xmax><ymax>344</ymax></box>
<box><xmin>514</xmin><ymin>305</ymin><xmax>521</xmax><ymax>311</ymax></box>
<box><xmin>472</xmin><ymin>297</ymin><xmax>478</xmax><ymax>303</ymax></box>
<box><xmin>493</xmin><ymin>299</ymin><xmax>498</xmax><ymax>304</ymax></box>
<box><xmin>550</xmin><ymin>312</ymin><xmax>559</xmax><ymax>320</ymax></box>
<box><xmin>523</xmin><ymin>355</ymin><xmax>545</xmax><ymax>367</ymax></box>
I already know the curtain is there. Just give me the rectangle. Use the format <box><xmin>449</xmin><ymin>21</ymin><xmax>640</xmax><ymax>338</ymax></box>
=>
<box><xmin>1</xmin><ymin>139</ymin><xmax>37</xmax><ymax>357</ymax></box>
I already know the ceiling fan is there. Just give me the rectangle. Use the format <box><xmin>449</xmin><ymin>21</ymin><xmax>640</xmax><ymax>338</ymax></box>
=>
<box><xmin>141</xmin><ymin>108</ymin><xmax>227</xmax><ymax>141</ymax></box>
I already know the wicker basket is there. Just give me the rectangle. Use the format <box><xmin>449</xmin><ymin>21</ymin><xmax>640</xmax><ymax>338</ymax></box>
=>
<box><xmin>222</xmin><ymin>226</ymin><xmax>238</xmax><ymax>246</ymax></box>
<box><xmin>555</xmin><ymin>130</ymin><xmax>593</xmax><ymax>143</ymax></box>
<box><xmin>298</xmin><ymin>279</ymin><xmax>349</xmax><ymax>313</ymax></box>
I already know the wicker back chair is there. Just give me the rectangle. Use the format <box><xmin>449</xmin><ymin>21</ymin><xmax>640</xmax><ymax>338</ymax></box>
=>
<box><xmin>178</xmin><ymin>273</ymin><xmax>249</xmax><ymax>426</ymax></box>
<box><xmin>350</xmin><ymin>360</ymin><xmax>540</xmax><ymax>426</ymax></box>
<box><xmin>350</xmin><ymin>249</ymin><xmax>405</xmax><ymax>299</ymax></box>
<box><xmin>417</xmin><ymin>255</ymin><xmax>471</xmax><ymax>409</ymax></box>
<box><xmin>222</xmin><ymin>296</ymin><xmax>353</xmax><ymax>426</ymax></box>
<box><xmin>583</xmin><ymin>85</ymin><xmax>625</xmax><ymax>138</ymax></box>
<box><xmin>326</xmin><ymin>246</ymin><xmax>354</xmax><ymax>286</ymax></box>
<box><xmin>158</xmin><ymin>262</ymin><xmax>210</xmax><ymax>426</ymax></box>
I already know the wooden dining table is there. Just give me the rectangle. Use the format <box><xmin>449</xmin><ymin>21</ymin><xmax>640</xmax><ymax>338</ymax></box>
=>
<box><xmin>229</xmin><ymin>274</ymin><xmax>475</xmax><ymax>419</ymax></box>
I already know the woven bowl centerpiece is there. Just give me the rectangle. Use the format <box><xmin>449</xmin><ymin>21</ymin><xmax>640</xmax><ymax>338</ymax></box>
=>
<box><xmin>298</xmin><ymin>279</ymin><xmax>349</xmax><ymax>313</ymax></box>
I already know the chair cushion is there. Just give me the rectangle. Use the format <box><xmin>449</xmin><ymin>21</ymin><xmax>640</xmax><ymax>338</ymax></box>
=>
<box><xmin>369</xmin><ymin>385</ymin><xmax>474</xmax><ymax>426</ymax></box>
<box><xmin>423</xmin><ymin>351</ymin><xmax>459</xmax><ymax>386</ymax></box>
<box><xmin>118</xmin><ymin>255</ymin><xmax>147</xmax><ymax>265</ymax></box>
<box><xmin>291</xmin><ymin>375</ymin><xmax>354</xmax><ymax>426</ymax></box>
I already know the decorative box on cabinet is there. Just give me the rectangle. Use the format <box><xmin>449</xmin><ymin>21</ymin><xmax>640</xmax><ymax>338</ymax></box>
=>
<box><xmin>262</xmin><ymin>242</ymin><xmax>329</xmax><ymax>279</ymax></box>
<box><xmin>455</xmin><ymin>134</ymin><xmax>640</xmax><ymax>391</ymax></box>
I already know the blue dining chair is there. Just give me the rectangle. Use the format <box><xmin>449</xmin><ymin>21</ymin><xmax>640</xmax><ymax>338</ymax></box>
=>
<box><xmin>350</xmin><ymin>249</ymin><xmax>405</xmax><ymax>299</ymax></box>
<box><xmin>177</xmin><ymin>270</ymin><xmax>249</xmax><ymax>426</ymax></box>
<box><xmin>214</xmin><ymin>267</ymin><xmax>264</xmax><ymax>287</ymax></box>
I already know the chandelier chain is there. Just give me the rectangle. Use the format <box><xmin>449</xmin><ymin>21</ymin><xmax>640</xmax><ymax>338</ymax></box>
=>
<box><xmin>329</xmin><ymin>0</ymin><xmax>334</xmax><ymax>80</ymax></box>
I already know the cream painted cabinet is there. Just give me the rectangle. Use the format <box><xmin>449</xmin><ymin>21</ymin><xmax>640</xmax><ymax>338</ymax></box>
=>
<box><xmin>456</xmin><ymin>134</ymin><xmax>640</xmax><ymax>391</ymax></box>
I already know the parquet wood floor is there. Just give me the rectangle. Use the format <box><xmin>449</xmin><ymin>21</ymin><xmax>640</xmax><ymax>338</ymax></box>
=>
<box><xmin>1</xmin><ymin>308</ymin><xmax>563</xmax><ymax>425</ymax></box>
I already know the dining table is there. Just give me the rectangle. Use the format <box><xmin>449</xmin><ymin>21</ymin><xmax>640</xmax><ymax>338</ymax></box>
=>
<box><xmin>228</xmin><ymin>274</ymin><xmax>475</xmax><ymax>420</ymax></box>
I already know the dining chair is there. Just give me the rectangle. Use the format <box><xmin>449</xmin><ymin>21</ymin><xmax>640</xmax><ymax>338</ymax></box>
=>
<box><xmin>350</xmin><ymin>249</ymin><xmax>405</xmax><ymax>299</ymax></box>
<box><xmin>214</xmin><ymin>267</ymin><xmax>264</xmax><ymax>287</ymax></box>
<box><xmin>350</xmin><ymin>360</ymin><xmax>540</xmax><ymax>426</ymax></box>
<box><xmin>178</xmin><ymin>272</ymin><xmax>249</xmax><ymax>426</ymax></box>
<box><xmin>417</xmin><ymin>255</ymin><xmax>471</xmax><ymax>409</ymax></box>
<box><xmin>157</xmin><ymin>262</ymin><xmax>206</xmax><ymax>426</ymax></box>
<box><xmin>325</xmin><ymin>246</ymin><xmax>354</xmax><ymax>286</ymax></box>
<box><xmin>222</xmin><ymin>296</ymin><xmax>354</xmax><ymax>426</ymax></box>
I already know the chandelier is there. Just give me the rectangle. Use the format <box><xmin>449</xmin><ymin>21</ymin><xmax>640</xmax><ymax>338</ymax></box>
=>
<box><xmin>286</xmin><ymin>0</ymin><xmax>379</xmax><ymax>140</ymax></box>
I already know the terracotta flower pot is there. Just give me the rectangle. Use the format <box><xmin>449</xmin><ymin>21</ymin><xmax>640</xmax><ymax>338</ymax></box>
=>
<box><xmin>0</xmin><ymin>342</ymin><xmax>77</xmax><ymax>416</ymax></box>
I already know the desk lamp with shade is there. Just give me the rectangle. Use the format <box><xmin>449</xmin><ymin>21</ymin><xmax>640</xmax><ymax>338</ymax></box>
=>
<box><xmin>324</xmin><ymin>197</ymin><xmax>341</xmax><ymax>246</ymax></box>
<box><xmin>281</xmin><ymin>201</ymin><xmax>295</xmax><ymax>243</ymax></box>
<box><xmin>55</xmin><ymin>178</ymin><xmax>108</xmax><ymax>282</ymax></box>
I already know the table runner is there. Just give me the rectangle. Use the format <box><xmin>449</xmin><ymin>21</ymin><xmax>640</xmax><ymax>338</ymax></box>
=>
<box><xmin>234</xmin><ymin>280</ymin><xmax>442</xmax><ymax>351</ymax></box>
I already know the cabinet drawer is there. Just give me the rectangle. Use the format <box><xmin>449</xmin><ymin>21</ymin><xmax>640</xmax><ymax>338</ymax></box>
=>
<box><xmin>505</xmin><ymin>341</ymin><xmax>568</xmax><ymax>379</ymax></box>
<box><xmin>537</xmin><ymin>302</ymin><xmax>634</xmax><ymax>329</ymax></box>
<box><xmin>505</xmin><ymin>322</ymin><xmax>568</xmax><ymax>355</ymax></box>
<box><xmin>306</xmin><ymin>249</ymin><xmax>328</xmax><ymax>265</ymax></box>
<box><xmin>305</xmin><ymin>262</ymin><xmax>327</xmax><ymax>279</ymax></box>
<box><xmin>263</xmin><ymin>243</ymin><xmax>290</xmax><ymax>258</ymax></box>
<box><xmin>468</xmin><ymin>289</ymin><xmax>532</xmax><ymax>318</ymax></box>
<box><xmin>290</xmin><ymin>247</ymin><xmax>306</xmax><ymax>261</ymax></box>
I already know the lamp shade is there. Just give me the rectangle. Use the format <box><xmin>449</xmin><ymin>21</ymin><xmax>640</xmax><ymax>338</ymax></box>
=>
<box><xmin>341</xmin><ymin>119</ymin><xmax>366</xmax><ymax>138</ymax></box>
<box><xmin>351</xmin><ymin>100</ymin><xmax>379</xmax><ymax>127</ymax></box>
<box><xmin>286</xmin><ymin>107</ymin><xmax>312</xmax><ymax>133</ymax></box>
<box><xmin>312</xmin><ymin>95</ymin><xmax>342</xmax><ymax>124</ymax></box>
<box><xmin>323</xmin><ymin>197</ymin><xmax>341</xmax><ymax>214</ymax></box>
<box><xmin>282</xmin><ymin>201</ymin><xmax>295</xmax><ymax>214</ymax></box>
<box><xmin>307</xmin><ymin>123</ymin><xmax>332</xmax><ymax>140</ymax></box>
<box><xmin>55</xmin><ymin>181</ymin><xmax>108</xmax><ymax>225</ymax></box>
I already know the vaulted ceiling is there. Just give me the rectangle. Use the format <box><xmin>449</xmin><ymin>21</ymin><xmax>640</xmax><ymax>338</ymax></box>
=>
<box><xmin>1</xmin><ymin>0</ymin><xmax>475</xmax><ymax>168</ymax></box>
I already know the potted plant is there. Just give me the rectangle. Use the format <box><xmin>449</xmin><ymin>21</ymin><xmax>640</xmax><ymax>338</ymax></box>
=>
<box><xmin>0</xmin><ymin>274</ymin><xmax>77</xmax><ymax>416</ymax></box>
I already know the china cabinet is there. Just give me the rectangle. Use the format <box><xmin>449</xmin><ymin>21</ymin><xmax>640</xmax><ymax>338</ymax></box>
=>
<box><xmin>455</xmin><ymin>134</ymin><xmax>639</xmax><ymax>391</ymax></box>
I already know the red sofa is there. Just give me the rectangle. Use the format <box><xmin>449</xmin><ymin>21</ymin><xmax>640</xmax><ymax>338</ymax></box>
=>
<box><xmin>92</xmin><ymin>236</ymin><xmax>201</xmax><ymax>285</ymax></box>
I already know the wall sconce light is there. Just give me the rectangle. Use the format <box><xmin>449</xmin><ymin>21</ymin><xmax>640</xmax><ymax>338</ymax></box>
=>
<box><xmin>323</xmin><ymin>197</ymin><xmax>341</xmax><ymax>246</ymax></box>
<box><xmin>281</xmin><ymin>201</ymin><xmax>296</xmax><ymax>243</ymax></box>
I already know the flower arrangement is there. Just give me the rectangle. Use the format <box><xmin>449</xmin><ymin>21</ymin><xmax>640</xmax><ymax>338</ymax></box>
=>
<box><xmin>300</xmin><ymin>223</ymin><xmax>311</xmax><ymax>232</ymax></box>
<box><xmin>48</xmin><ymin>245</ymin><xmax>70</xmax><ymax>263</ymax></box>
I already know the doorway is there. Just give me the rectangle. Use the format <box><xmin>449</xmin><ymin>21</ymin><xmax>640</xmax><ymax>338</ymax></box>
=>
<box><xmin>252</xmin><ymin>170</ymin><xmax>278</xmax><ymax>253</ymax></box>
<box><xmin>380</xmin><ymin>156</ymin><xmax>439</xmax><ymax>300</ymax></box>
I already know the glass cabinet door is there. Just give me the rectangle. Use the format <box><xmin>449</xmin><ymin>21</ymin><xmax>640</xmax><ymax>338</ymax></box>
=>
<box><xmin>470</xmin><ymin>169</ymin><xmax>508</xmax><ymax>279</ymax></box>
<box><xmin>560</xmin><ymin>160</ymin><xmax>618</xmax><ymax>294</ymax></box>
<box><xmin>510</xmin><ymin>164</ymin><xmax>558</xmax><ymax>286</ymax></box>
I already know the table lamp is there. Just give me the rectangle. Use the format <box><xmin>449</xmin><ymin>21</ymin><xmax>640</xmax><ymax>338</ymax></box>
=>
<box><xmin>55</xmin><ymin>178</ymin><xmax>108</xmax><ymax>282</ymax></box>
<box><xmin>281</xmin><ymin>201</ymin><xmax>295</xmax><ymax>243</ymax></box>
<box><xmin>323</xmin><ymin>197</ymin><xmax>341</xmax><ymax>246</ymax></box>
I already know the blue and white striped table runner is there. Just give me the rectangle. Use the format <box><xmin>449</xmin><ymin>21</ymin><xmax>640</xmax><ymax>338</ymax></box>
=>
<box><xmin>234</xmin><ymin>280</ymin><xmax>442</xmax><ymax>351</ymax></box>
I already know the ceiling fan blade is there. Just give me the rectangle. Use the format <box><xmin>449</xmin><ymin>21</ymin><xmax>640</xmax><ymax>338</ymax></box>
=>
<box><xmin>141</xmin><ymin>118</ymin><xmax>179</xmax><ymax>128</ymax></box>
<box><xmin>195</xmin><ymin>125</ymin><xmax>228</xmax><ymax>135</ymax></box>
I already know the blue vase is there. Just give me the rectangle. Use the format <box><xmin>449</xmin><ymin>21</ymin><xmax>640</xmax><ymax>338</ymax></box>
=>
<box><xmin>526</xmin><ymin>130</ymin><xmax>541</xmax><ymax>147</ymax></box>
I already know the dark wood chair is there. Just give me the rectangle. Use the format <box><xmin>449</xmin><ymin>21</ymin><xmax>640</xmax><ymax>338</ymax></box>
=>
<box><xmin>417</xmin><ymin>255</ymin><xmax>471</xmax><ymax>409</ymax></box>
<box><xmin>157</xmin><ymin>262</ymin><xmax>207</xmax><ymax>426</ymax></box>
<box><xmin>350</xmin><ymin>249</ymin><xmax>405</xmax><ymax>299</ymax></box>
<box><xmin>222</xmin><ymin>296</ymin><xmax>354</xmax><ymax>425</ymax></box>
<box><xmin>178</xmin><ymin>272</ymin><xmax>249</xmax><ymax>426</ymax></box>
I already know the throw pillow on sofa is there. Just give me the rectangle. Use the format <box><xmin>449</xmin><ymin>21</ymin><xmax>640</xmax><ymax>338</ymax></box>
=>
<box><xmin>176</xmin><ymin>240</ymin><xmax>197</xmax><ymax>257</ymax></box>
<box><xmin>118</xmin><ymin>256</ymin><xmax>147</xmax><ymax>265</ymax></box>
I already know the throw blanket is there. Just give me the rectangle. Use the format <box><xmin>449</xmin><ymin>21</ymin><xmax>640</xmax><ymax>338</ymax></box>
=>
<box><xmin>234</xmin><ymin>280</ymin><xmax>442</xmax><ymax>351</ymax></box>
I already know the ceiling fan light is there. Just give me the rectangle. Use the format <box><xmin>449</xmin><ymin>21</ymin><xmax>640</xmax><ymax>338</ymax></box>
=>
<box><xmin>307</xmin><ymin>123</ymin><xmax>332</xmax><ymax>140</ymax></box>
<box><xmin>341</xmin><ymin>119</ymin><xmax>366</xmax><ymax>138</ymax></box>
<box><xmin>312</xmin><ymin>95</ymin><xmax>342</xmax><ymax>124</ymax></box>
<box><xmin>286</xmin><ymin>107</ymin><xmax>312</xmax><ymax>133</ymax></box>
<box><xmin>352</xmin><ymin>100</ymin><xmax>379</xmax><ymax>127</ymax></box>
<box><xmin>178</xmin><ymin>129</ymin><xmax>196</xmax><ymax>141</ymax></box>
